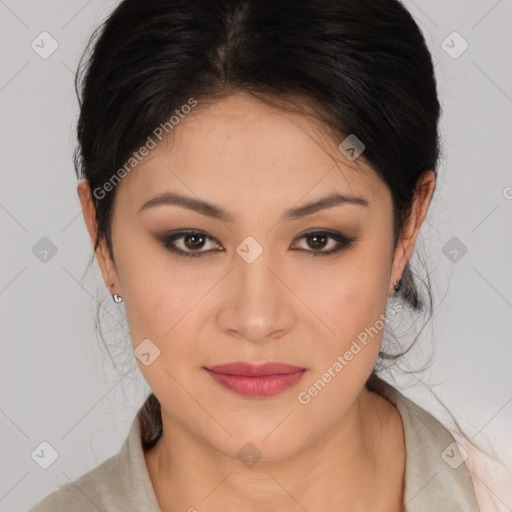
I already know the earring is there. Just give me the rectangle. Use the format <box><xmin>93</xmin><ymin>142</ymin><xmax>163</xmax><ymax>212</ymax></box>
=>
<box><xmin>112</xmin><ymin>293</ymin><xmax>124</xmax><ymax>303</ymax></box>
<box><xmin>393</xmin><ymin>278</ymin><xmax>402</xmax><ymax>293</ymax></box>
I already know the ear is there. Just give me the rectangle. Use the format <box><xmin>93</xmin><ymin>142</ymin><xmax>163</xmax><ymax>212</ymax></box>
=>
<box><xmin>389</xmin><ymin>170</ymin><xmax>436</xmax><ymax>291</ymax></box>
<box><xmin>77</xmin><ymin>179</ymin><xmax>121</xmax><ymax>296</ymax></box>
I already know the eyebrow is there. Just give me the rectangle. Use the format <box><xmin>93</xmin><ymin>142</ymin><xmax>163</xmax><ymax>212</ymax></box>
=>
<box><xmin>138</xmin><ymin>191</ymin><xmax>369</xmax><ymax>222</ymax></box>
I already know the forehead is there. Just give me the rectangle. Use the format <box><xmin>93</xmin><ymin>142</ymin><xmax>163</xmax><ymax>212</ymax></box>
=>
<box><xmin>116</xmin><ymin>92</ymin><xmax>388</xmax><ymax>212</ymax></box>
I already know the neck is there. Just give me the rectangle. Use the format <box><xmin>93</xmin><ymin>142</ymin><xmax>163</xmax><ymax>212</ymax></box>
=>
<box><xmin>144</xmin><ymin>386</ymin><xmax>405</xmax><ymax>512</ymax></box>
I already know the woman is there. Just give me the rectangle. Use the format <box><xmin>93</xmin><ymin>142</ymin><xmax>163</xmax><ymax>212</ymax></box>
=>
<box><xmin>29</xmin><ymin>0</ymin><xmax>482</xmax><ymax>510</ymax></box>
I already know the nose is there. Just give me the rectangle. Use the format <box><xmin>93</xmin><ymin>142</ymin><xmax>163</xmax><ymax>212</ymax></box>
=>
<box><xmin>215</xmin><ymin>247</ymin><xmax>297</xmax><ymax>344</ymax></box>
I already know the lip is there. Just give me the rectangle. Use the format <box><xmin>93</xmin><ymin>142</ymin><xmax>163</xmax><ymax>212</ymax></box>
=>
<box><xmin>206</xmin><ymin>361</ymin><xmax>305</xmax><ymax>376</ymax></box>
<box><xmin>204</xmin><ymin>362</ymin><xmax>306</xmax><ymax>398</ymax></box>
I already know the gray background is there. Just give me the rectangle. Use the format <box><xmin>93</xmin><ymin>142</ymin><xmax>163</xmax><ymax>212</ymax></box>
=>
<box><xmin>1</xmin><ymin>1</ymin><xmax>511</xmax><ymax>510</ymax></box>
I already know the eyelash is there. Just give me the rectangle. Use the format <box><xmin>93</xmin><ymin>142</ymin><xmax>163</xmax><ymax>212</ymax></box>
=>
<box><xmin>161</xmin><ymin>230</ymin><xmax>356</xmax><ymax>259</ymax></box>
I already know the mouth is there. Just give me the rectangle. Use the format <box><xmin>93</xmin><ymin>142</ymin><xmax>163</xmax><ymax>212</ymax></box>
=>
<box><xmin>203</xmin><ymin>361</ymin><xmax>307</xmax><ymax>398</ymax></box>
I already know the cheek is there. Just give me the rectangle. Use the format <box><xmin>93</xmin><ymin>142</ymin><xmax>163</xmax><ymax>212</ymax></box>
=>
<box><xmin>296</xmin><ymin>267</ymin><xmax>391</xmax><ymax>420</ymax></box>
<box><xmin>113</xmin><ymin>230</ymin><xmax>198</xmax><ymax>347</ymax></box>
<box><xmin>120</xmin><ymin>263</ymin><xmax>205</xmax><ymax>397</ymax></box>
<box><xmin>306</xmin><ymin>238</ymin><xmax>393</xmax><ymax>366</ymax></box>
<box><xmin>318</xmin><ymin>280</ymin><xmax>386</xmax><ymax>374</ymax></box>
<box><xmin>123</xmin><ymin>267</ymin><xmax>200</xmax><ymax>347</ymax></box>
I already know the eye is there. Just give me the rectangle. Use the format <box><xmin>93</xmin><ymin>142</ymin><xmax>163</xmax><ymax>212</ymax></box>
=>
<box><xmin>162</xmin><ymin>231</ymin><xmax>221</xmax><ymax>258</ymax></box>
<box><xmin>160</xmin><ymin>229</ymin><xmax>356</xmax><ymax>259</ymax></box>
<box><xmin>291</xmin><ymin>230</ymin><xmax>356</xmax><ymax>257</ymax></box>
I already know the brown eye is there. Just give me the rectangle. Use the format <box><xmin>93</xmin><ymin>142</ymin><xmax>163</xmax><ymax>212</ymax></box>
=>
<box><xmin>161</xmin><ymin>229</ymin><xmax>355</xmax><ymax>260</ymax></box>
<box><xmin>292</xmin><ymin>230</ymin><xmax>355</xmax><ymax>257</ymax></box>
<box><xmin>162</xmin><ymin>231</ymin><xmax>220</xmax><ymax>258</ymax></box>
<box><xmin>305</xmin><ymin>232</ymin><xmax>330</xmax><ymax>250</ymax></box>
<box><xmin>183</xmin><ymin>232</ymin><xmax>207</xmax><ymax>250</ymax></box>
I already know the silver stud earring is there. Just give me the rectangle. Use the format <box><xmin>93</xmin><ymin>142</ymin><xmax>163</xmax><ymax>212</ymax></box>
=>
<box><xmin>112</xmin><ymin>293</ymin><xmax>124</xmax><ymax>303</ymax></box>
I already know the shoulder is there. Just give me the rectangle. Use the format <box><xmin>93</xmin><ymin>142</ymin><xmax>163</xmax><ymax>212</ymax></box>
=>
<box><xmin>27</xmin><ymin>453</ymin><xmax>129</xmax><ymax>512</ymax></box>
<box><xmin>28</xmin><ymin>400</ymin><xmax>162</xmax><ymax>512</ymax></box>
<box><xmin>367</xmin><ymin>374</ymin><xmax>481</xmax><ymax>512</ymax></box>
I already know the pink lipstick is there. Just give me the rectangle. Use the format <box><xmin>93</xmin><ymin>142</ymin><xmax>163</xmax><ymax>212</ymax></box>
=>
<box><xmin>204</xmin><ymin>362</ymin><xmax>306</xmax><ymax>398</ymax></box>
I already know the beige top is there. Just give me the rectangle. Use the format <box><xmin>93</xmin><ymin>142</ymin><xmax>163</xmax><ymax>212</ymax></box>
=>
<box><xmin>28</xmin><ymin>377</ymin><xmax>481</xmax><ymax>511</ymax></box>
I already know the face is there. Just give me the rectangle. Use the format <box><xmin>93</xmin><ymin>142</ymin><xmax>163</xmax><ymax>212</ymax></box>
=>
<box><xmin>81</xmin><ymin>91</ymin><xmax>430</xmax><ymax>461</ymax></box>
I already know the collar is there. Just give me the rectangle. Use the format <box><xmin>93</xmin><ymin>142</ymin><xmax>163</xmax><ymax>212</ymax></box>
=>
<box><xmin>367</xmin><ymin>375</ymin><xmax>480</xmax><ymax>511</ymax></box>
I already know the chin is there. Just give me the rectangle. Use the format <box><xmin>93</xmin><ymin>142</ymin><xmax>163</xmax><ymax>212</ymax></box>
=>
<box><xmin>205</xmin><ymin>424</ymin><xmax>309</xmax><ymax>465</ymax></box>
